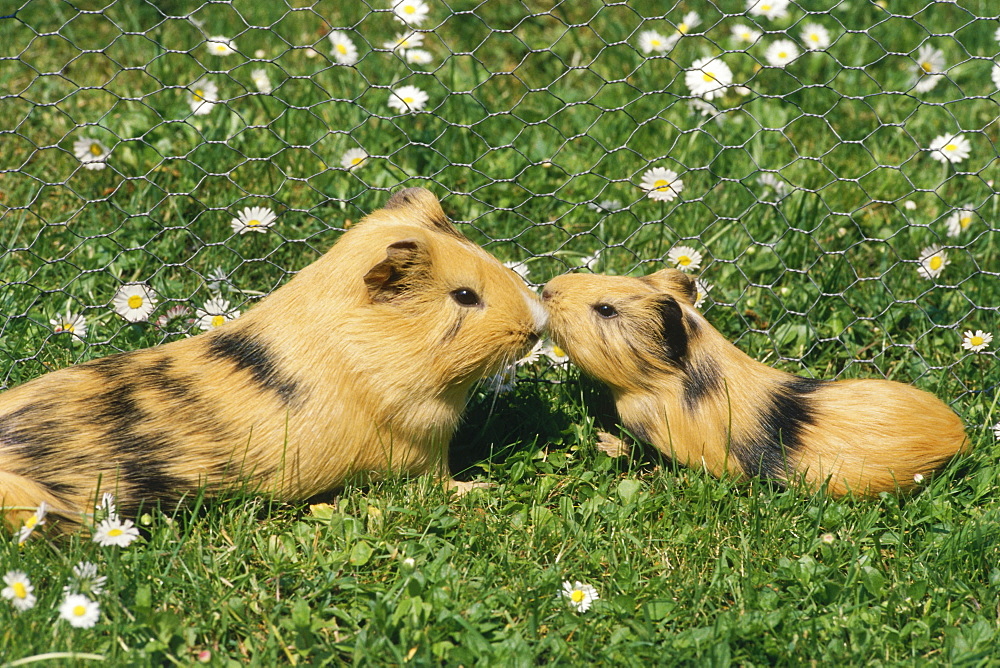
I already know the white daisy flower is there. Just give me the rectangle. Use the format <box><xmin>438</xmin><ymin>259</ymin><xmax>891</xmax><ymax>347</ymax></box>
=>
<box><xmin>578</xmin><ymin>250</ymin><xmax>602</xmax><ymax>271</ymax></box>
<box><xmin>685</xmin><ymin>56</ymin><xmax>733</xmax><ymax>100</ymax></box>
<box><xmin>731</xmin><ymin>24</ymin><xmax>762</xmax><ymax>44</ymax></box>
<box><xmin>561</xmin><ymin>580</ymin><xmax>599</xmax><ymax>613</ymax></box>
<box><xmin>72</xmin><ymin>138</ymin><xmax>109</xmax><ymax>170</ymax></box>
<box><xmin>587</xmin><ymin>199</ymin><xmax>623</xmax><ymax>213</ymax></box>
<box><xmin>64</xmin><ymin>562</ymin><xmax>107</xmax><ymax>598</ymax></box>
<box><xmin>504</xmin><ymin>260</ymin><xmax>531</xmax><ymax>282</ymax></box>
<box><xmin>205</xmin><ymin>267</ymin><xmax>230</xmax><ymax>292</ymax></box>
<box><xmin>206</xmin><ymin>36</ymin><xmax>236</xmax><ymax>57</ymax></box>
<box><xmin>393</xmin><ymin>0</ymin><xmax>430</xmax><ymax>27</ymax></box>
<box><xmin>517</xmin><ymin>338</ymin><xmax>544</xmax><ymax>366</ymax></box>
<box><xmin>912</xmin><ymin>45</ymin><xmax>946</xmax><ymax>93</ymax></box>
<box><xmin>688</xmin><ymin>98</ymin><xmax>724</xmax><ymax>123</ymax></box>
<box><xmin>800</xmin><ymin>23</ymin><xmax>831</xmax><ymax>51</ymax></box>
<box><xmin>993</xmin><ymin>422</ymin><xmax>1000</xmax><ymax>441</ymax></box>
<box><xmin>916</xmin><ymin>244</ymin><xmax>950</xmax><ymax>280</ymax></box>
<box><xmin>675</xmin><ymin>11</ymin><xmax>700</xmax><ymax>34</ymax></box>
<box><xmin>51</xmin><ymin>311</ymin><xmax>87</xmax><ymax>341</ymax></box>
<box><xmin>487</xmin><ymin>365</ymin><xmax>518</xmax><ymax>394</ymax></box>
<box><xmin>928</xmin><ymin>133</ymin><xmax>971</xmax><ymax>164</ymax></box>
<box><xmin>667</xmin><ymin>245</ymin><xmax>703</xmax><ymax>273</ymax></box>
<box><xmin>693</xmin><ymin>278</ymin><xmax>713</xmax><ymax>308</ymax></box>
<box><xmin>2</xmin><ymin>571</ymin><xmax>36</xmax><ymax>612</ymax></box>
<box><xmin>746</xmin><ymin>0</ymin><xmax>790</xmax><ymax>20</ymax></box>
<box><xmin>93</xmin><ymin>515</ymin><xmax>140</xmax><ymax>547</ymax></box>
<box><xmin>764</xmin><ymin>39</ymin><xmax>800</xmax><ymax>67</ymax></box>
<box><xmin>328</xmin><ymin>31</ymin><xmax>359</xmax><ymax>65</ymax></box>
<box><xmin>384</xmin><ymin>31</ymin><xmax>424</xmax><ymax>53</ymax></box>
<box><xmin>962</xmin><ymin>330</ymin><xmax>993</xmax><ymax>352</ymax></box>
<box><xmin>188</xmin><ymin>78</ymin><xmax>218</xmax><ymax>116</ymax></box>
<box><xmin>196</xmin><ymin>296</ymin><xmax>240</xmax><ymax>331</ymax></box>
<box><xmin>154</xmin><ymin>304</ymin><xmax>193</xmax><ymax>330</ymax></box>
<box><xmin>113</xmin><ymin>283</ymin><xmax>158</xmax><ymax>323</ymax></box>
<box><xmin>341</xmin><ymin>148</ymin><xmax>368</xmax><ymax>171</ymax></box>
<box><xmin>638</xmin><ymin>30</ymin><xmax>673</xmax><ymax>54</ymax></box>
<box><xmin>250</xmin><ymin>68</ymin><xmax>272</xmax><ymax>94</ymax></box>
<box><xmin>913</xmin><ymin>473</ymin><xmax>924</xmax><ymax>484</ymax></box>
<box><xmin>992</xmin><ymin>62</ymin><xmax>1000</xmax><ymax>91</ymax></box>
<box><xmin>640</xmin><ymin>167</ymin><xmax>684</xmax><ymax>202</ymax></box>
<box><xmin>59</xmin><ymin>594</ymin><xmax>101</xmax><ymax>628</ymax></box>
<box><xmin>757</xmin><ymin>173</ymin><xmax>789</xmax><ymax>197</ymax></box>
<box><xmin>945</xmin><ymin>205</ymin><xmax>975</xmax><ymax>237</ymax></box>
<box><xmin>99</xmin><ymin>492</ymin><xmax>117</xmax><ymax>517</ymax></box>
<box><xmin>231</xmin><ymin>205</ymin><xmax>277</xmax><ymax>234</ymax></box>
<box><xmin>16</xmin><ymin>502</ymin><xmax>47</xmax><ymax>545</ymax></box>
<box><xmin>405</xmin><ymin>48</ymin><xmax>434</xmax><ymax>66</ymax></box>
<box><xmin>995</xmin><ymin>26</ymin><xmax>1000</xmax><ymax>43</ymax></box>
<box><xmin>388</xmin><ymin>85</ymin><xmax>429</xmax><ymax>114</ymax></box>
<box><xmin>904</xmin><ymin>200</ymin><xmax>917</xmax><ymax>210</ymax></box>
<box><xmin>542</xmin><ymin>341</ymin><xmax>571</xmax><ymax>365</ymax></box>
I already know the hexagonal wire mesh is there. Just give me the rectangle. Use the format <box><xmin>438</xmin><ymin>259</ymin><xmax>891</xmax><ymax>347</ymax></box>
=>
<box><xmin>0</xmin><ymin>1</ymin><xmax>997</xmax><ymax>419</ymax></box>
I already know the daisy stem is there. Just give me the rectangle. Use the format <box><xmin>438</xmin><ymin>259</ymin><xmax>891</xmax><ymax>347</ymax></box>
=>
<box><xmin>4</xmin><ymin>653</ymin><xmax>106</xmax><ymax>666</ymax></box>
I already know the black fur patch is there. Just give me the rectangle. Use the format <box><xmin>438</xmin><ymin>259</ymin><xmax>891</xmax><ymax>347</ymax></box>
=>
<box><xmin>206</xmin><ymin>331</ymin><xmax>300</xmax><ymax>405</ymax></box>
<box><xmin>384</xmin><ymin>187</ymin><xmax>465</xmax><ymax>239</ymax></box>
<box><xmin>656</xmin><ymin>296</ymin><xmax>689</xmax><ymax>364</ymax></box>
<box><xmin>731</xmin><ymin>377</ymin><xmax>824</xmax><ymax>480</ymax></box>
<box><xmin>0</xmin><ymin>405</ymin><xmax>81</xmax><ymax>501</ymax></box>
<box><xmin>682</xmin><ymin>357</ymin><xmax>723</xmax><ymax>410</ymax></box>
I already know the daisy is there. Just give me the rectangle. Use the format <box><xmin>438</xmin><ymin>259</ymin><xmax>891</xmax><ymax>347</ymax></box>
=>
<box><xmin>206</xmin><ymin>36</ymin><xmax>236</xmax><ymax>57</ymax></box>
<box><xmin>688</xmin><ymin>98</ymin><xmax>724</xmax><ymax>123</ymax></box>
<box><xmin>746</xmin><ymin>0</ymin><xmax>790</xmax><ymax>20</ymax></box>
<box><xmin>675</xmin><ymin>11</ymin><xmax>700</xmax><ymax>35</ymax></box>
<box><xmin>250</xmin><ymin>68</ymin><xmax>272</xmax><ymax>94</ymax></box>
<box><xmin>196</xmin><ymin>296</ymin><xmax>240</xmax><ymax>331</ymax></box>
<box><xmin>113</xmin><ymin>283</ymin><xmax>158</xmax><ymax>322</ymax></box>
<box><xmin>685</xmin><ymin>56</ymin><xmax>733</xmax><ymax>100</ymax></box>
<box><xmin>2</xmin><ymin>571</ymin><xmax>36</xmax><ymax>612</ymax></box>
<box><xmin>764</xmin><ymin>39</ymin><xmax>800</xmax><ymax>67</ymax></box>
<box><xmin>393</xmin><ymin>0</ymin><xmax>430</xmax><ymax>27</ymax></box>
<box><xmin>231</xmin><ymin>205</ymin><xmax>277</xmax><ymax>234</ymax></box>
<box><xmin>51</xmin><ymin>311</ymin><xmax>87</xmax><ymax>341</ymax></box>
<box><xmin>962</xmin><ymin>330</ymin><xmax>993</xmax><ymax>352</ymax></box>
<box><xmin>188</xmin><ymin>78</ymin><xmax>218</xmax><ymax>116</ymax></box>
<box><xmin>638</xmin><ymin>30</ymin><xmax>672</xmax><ymax>55</ymax></box>
<box><xmin>640</xmin><ymin>167</ymin><xmax>684</xmax><ymax>202</ymax></box>
<box><xmin>800</xmin><ymin>23</ymin><xmax>831</xmax><ymax>51</ymax></box>
<box><xmin>993</xmin><ymin>422</ymin><xmax>1000</xmax><ymax>440</ymax></box>
<box><xmin>341</xmin><ymin>148</ymin><xmax>368</xmax><ymax>171</ymax></box>
<box><xmin>487</xmin><ymin>365</ymin><xmax>518</xmax><ymax>394</ymax></box>
<box><xmin>154</xmin><ymin>304</ymin><xmax>193</xmax><ymax>330</ymax></box>
<box><xmin>384</xmin><ymin>31</ymin><xmax>424</xmax><ymax>53</ymax></box>
<box><xmin>693</xmin><ymin>278</ymin><xmax>713</xmax><ymax>308</ymax></box>
<box><xmin>59</xmin><ymin>594</ymin><xmax>101</xmax><ymax>628</ymax></box>
<box><xmin>99</xmin><ymin>492</ymin><xmax>117</xmax><ymax>517</ymax></box>
<box><xmin>16</xmin><ymin>502</ymin><xmax>47</xmax><ymax>544</ymax></box>
<box><xmin>945</xmin><ymin>205</ymin><xmax>975</xmax><ymax>237</ymax></box>
<box><xmin>995</xmin><ymin>26</ymin><xmax>1000</xmax><ymax>43</ymax></box>
<box><xmin>587</xmin><ymin>199</ymin><xmax>623</xmax><ymax>213</ymax></box>
<box><xmin>912</xmin><ymin>45</ymin><xmax>946</xmax><ymax>93</ymax></box>
<box><xmin>928</xmin><ymin>133</ymin><xmax>971</xmax><ymax>164</ymax></box>
<box><xmin>72</xmin><ymin>138</ymin><xmax>109</xmax><ymax>170</ymax></box>
<box><xmin>64</xmin><ymin>562</ymin><xmax>107</xmax><ymax>598</ymax></box>
<box><xmin>916</xmin><ymin>244</ymin><xmax>950</xmax><ymax>280</ymax></box>
<box><xmin>757</xmin><ymin>173</ymin><xmax>789</xmax><ymax>197</ymax></box>
<box><xmin>731</xmin><ymin>24</ymin><xmax>762</xmax><ymax>44</ymax></box>
<box><xmin>913</xmin><ymin>473</ymin><xmax>924</xmax><ymax>484</ymax></box>
<box><xmin>992</xmin><ymin>62</ymin><xmax>1000</xmax><ymax>91</ymax></box>
<box><xmin>517</xmin><ymin>338</ymin><xmax>544</xmax><ymax>366</ymax></box>
<box><xmin>504</xmin><ymin>260</ymin><xmax>531</xmax><ymax>282</ymax></box>
<box><xmin>561</xmin><ymin>580</ymin><xmax>599</xmax><ymax>613</ymax></box>
<box><xmin>388</xmin><ymin>85</ymin><xmax>429</xmax><ymax>114</ymax></box>
<box><xmin>578</xmin><ymin>249</ymin><xmax>602</xmax><ymax>271</ymax></box>
<box><xmin>667</xmin><ymin>245</ymin><xmax>703</xmax><ymax>273</ymax></box>
<box><xmin>405</xmin><ymin>48</ymin><xmax>433</xmax><ymax>66</ymax></box>
<box><xmin>542</xmin><ymin>340</ymin><xmax>570</xmax><ymax>365</ymax></box>
<box><xmin>93</xmin><ymin>515</ymin><xmax>140</xmax><ymax>547</ymax></box>
<box><xmin>328</xmin><ymin>31</ymin><xmax>359</xmax><ymax>65</ymax></box>
<box><xmin>205</xmin><ymin>266</ymin><xmax>230</xmax><ymax>292</ymax></box>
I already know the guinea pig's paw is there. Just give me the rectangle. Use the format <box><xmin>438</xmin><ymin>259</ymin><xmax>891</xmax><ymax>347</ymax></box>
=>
<box><xmin>444</xmin><ymin>479</ymin><xmax>495</xmax><ymax>497</ymax></box>
<box><xmin>595</xmin><ymin>431</ymin><xmax>630</xmax><ymax>458</ymax></box>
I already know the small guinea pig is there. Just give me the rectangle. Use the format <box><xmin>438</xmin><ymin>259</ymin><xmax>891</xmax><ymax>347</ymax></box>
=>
<box><xmin>0</xmin><ymin>188</ymin><xmax>547</xmax><ymax>530</ymax></box>
<box><xmin>542</xmin><ymin>268</ymin><xmax>968</xmax><ymax>497</ymax></box>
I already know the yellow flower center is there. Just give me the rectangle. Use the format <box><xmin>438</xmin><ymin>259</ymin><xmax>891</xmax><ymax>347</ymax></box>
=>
<box><xmin>404</xmin><ymin>5</ymin><xmax>415</xmax><ymax>13</ymax></box>
<box><xmin>89</xmin><ymin>144</ymin><xmax>103</xmax><ymax>156</ymax></box>
<box><xmin>108</xmin><ymin>527</ymin><xmax>123</xmax><ymax>537</ymax></box>
<box><xmin>929</xmin><ymin>256</ymin><xmax>943</xmax><ymax>270</ymax></box>
<box><xmin>945</xmin><ymin>143</ymin><xmax>957</xmax><ymax>152</ymax></box>
<box><xmin>702</xmin><ymin>71</ymin><xmax>717</xmax><ymax>82</ymax></box>
<box><xmin>961</xmin><ymin>216</ymin><xmax>972</xmax><ymax>228</ymax></box>
<box><xmin>25</xmin><ymin>515</ymin><xmax>38</xmax><ymax>528</ymax></box>
<box><xmin>679</xmin><ymin>23</ymin><xmax>689</xmax><ymax>33</ymax></box>
<box><xmin>761</xmin><ymin>3</ymin><xmax>772</xmax><ymax>10</ymax></box>
<box><xmin>552</xmin><ymin>344</ymin><xmax>566</xmax><ymax>357</ymax></box>
<box><xmin>351</xmin><ymin>156</ymin><xmax>364</xmax><ymax>165</ymax></box>
<box><xmin>810</xmin><ymin>34</ymin><xmax>820</xmax><ymax>42</ymax></box>
<box><xmin>193</xmin><ymin>89</ymin><xmax>204</xmax><ymax>102</ymax></box>
<box><xmin>650</xmin><ymin>38</ymin><xmax>661</xmax><ymax>47</ymax></box>
<box><xmin>969</xmin><ymin>335</ymin><xmax>984</xmax><ymax>346</ymax></box>
<box><xmin>403</xmin><ymin>96</ymin><xmax>414</xmax><ymax>104</ymax></box>
<box><xmin>571</xmin><ymin>590</ymin><xmax>585</xmax><ymax>603</ymax></box>
<box><xmin>66</xmin><ymin>323</ymin><xmax>76</xmax><ymax>333</ymax></box>
<box><xmin>653</xmin><ymin>179</ymin><xmax>671</xmax><ymax>191</ymax></box>
<box><xmin>211</xmin><ymin>315</ymin><xmax>226</xmax><ymax>328</ymax></box>
<box><xmin>73</xmin><ymin>605</ymin><xmax>87</xmax><ymax>616</ymax></box>
<box><xmin>778</xmin><ymin>51</ymin><xmax>787</xmax><ymax>58</ymax></box>
<box><xmin>677</xmin><ymin>255</ymin><xmax>692</xmax><ymax>266</ymax></box>
<box><xmin>921</xmin><ymin>61</ymin><xmax>933</xmax><ymax>73</ymax></box>
<box><xmin>247</xmin><ymin>219</ymin><xmax>260</xmax><ymax>226</ymax></box>
<box><xmin>127</xmin><ymin>295</ymin><xmax>143</xmax><ymax>309</ymax></box>
<box><xmin>337</xmin><ymin>44</ymin><xmax>348</xmax><ymax>55</ymax></box>
<box><xmin>12</xmin><ymin>582</ymin><xmax>27</xmax><ymax>599</ymax></box>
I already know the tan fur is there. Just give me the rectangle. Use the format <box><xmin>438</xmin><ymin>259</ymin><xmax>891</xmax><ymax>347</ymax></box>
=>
<box><xmin>542</xmin><ymin>269</ymin><xmax>968</xmax><ymax>497</ymax></box>
<box><xmin>0</xmin><ymin>188</ymin><xmax>545</xmax><ymax>529</ymax></box>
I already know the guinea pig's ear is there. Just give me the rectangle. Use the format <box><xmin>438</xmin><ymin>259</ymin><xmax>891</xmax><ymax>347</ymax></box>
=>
<box><xmin>654</xmin><ymin>295</ymin><xmax>689</xmax><ymax>363</ymax></box>
<box><xmin>363</xmin><ymin>238</ymin><xmax>431</xmax><ymax>303</ymax></box>
<box><xmin>641</xmin><ymin>268</ymin><xmax>698</xmax><ymax>306</ymax></box>
<box><xmin>383</xmin><ymin>187</ymin><xmax>465</xmax><ymax>240</ymax></box>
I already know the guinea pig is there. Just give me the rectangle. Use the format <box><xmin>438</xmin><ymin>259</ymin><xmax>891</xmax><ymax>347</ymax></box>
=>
<box><xmin>0</xmin><ymin>187</ymin><xmax>547</xmax><ymax>530</ymax></box>
<box><xmin>541</xmin><ymin>268</ymin><xmax>968</xmax><ymax>497</ymax></box>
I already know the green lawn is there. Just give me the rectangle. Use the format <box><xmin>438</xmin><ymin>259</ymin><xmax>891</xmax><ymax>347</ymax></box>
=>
<box><xmin>1</xmin><ymin>0</ymin><xmax>999</xmax><ymax>664</ymax></box>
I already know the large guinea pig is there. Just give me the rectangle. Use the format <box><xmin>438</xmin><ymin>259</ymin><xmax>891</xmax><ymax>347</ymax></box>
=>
<box><xmin>542</xmin><ymin>268</ymin><xmax>968</xmax><ymax>497</ymax></box>
<box><xmin>0</xmin><ymin>188</ymin><xmax>546</xmax><ymax>529</ymax></box>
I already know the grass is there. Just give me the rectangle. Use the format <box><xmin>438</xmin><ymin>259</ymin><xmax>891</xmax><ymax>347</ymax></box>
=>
<box><xmin>1</xmin><ymin>0</ymin><xmax>999</xmax><ymax>664</ymax></box>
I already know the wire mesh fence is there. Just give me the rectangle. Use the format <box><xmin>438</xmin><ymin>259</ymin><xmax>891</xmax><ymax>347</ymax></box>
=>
<box><xmin>1</xmin><ymin>0</ymin><xmax>997</xmax><ymax>414</ymax></box>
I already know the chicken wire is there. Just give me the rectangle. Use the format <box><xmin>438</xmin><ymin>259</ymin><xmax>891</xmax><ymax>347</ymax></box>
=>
<box><xmin>0</xmin><ymin>0</ymin><xmax>997</xmax><ymax>407</ymax></box>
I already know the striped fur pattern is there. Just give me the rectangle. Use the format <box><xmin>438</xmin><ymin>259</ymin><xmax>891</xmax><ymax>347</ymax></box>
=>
<box><xmin>542</xmin><ymin>268</ymin><xmax>968</xmax><ymax>496</ymax></box>
<box><xmin>0</xmin><ymin>188</ymin><xmax>545</xmax><ymax>529</ymax></box>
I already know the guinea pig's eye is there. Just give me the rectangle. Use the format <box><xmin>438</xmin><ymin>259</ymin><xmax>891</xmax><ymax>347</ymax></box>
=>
<box><xmin>451</xmin><ymin>288</ymin><xmax>482</xmax><ymax>307</ymax></box>
<box><xmin>593</xmin><ymin>303</ymin><xmax>619</xmax><ymax>319</ymax></box>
